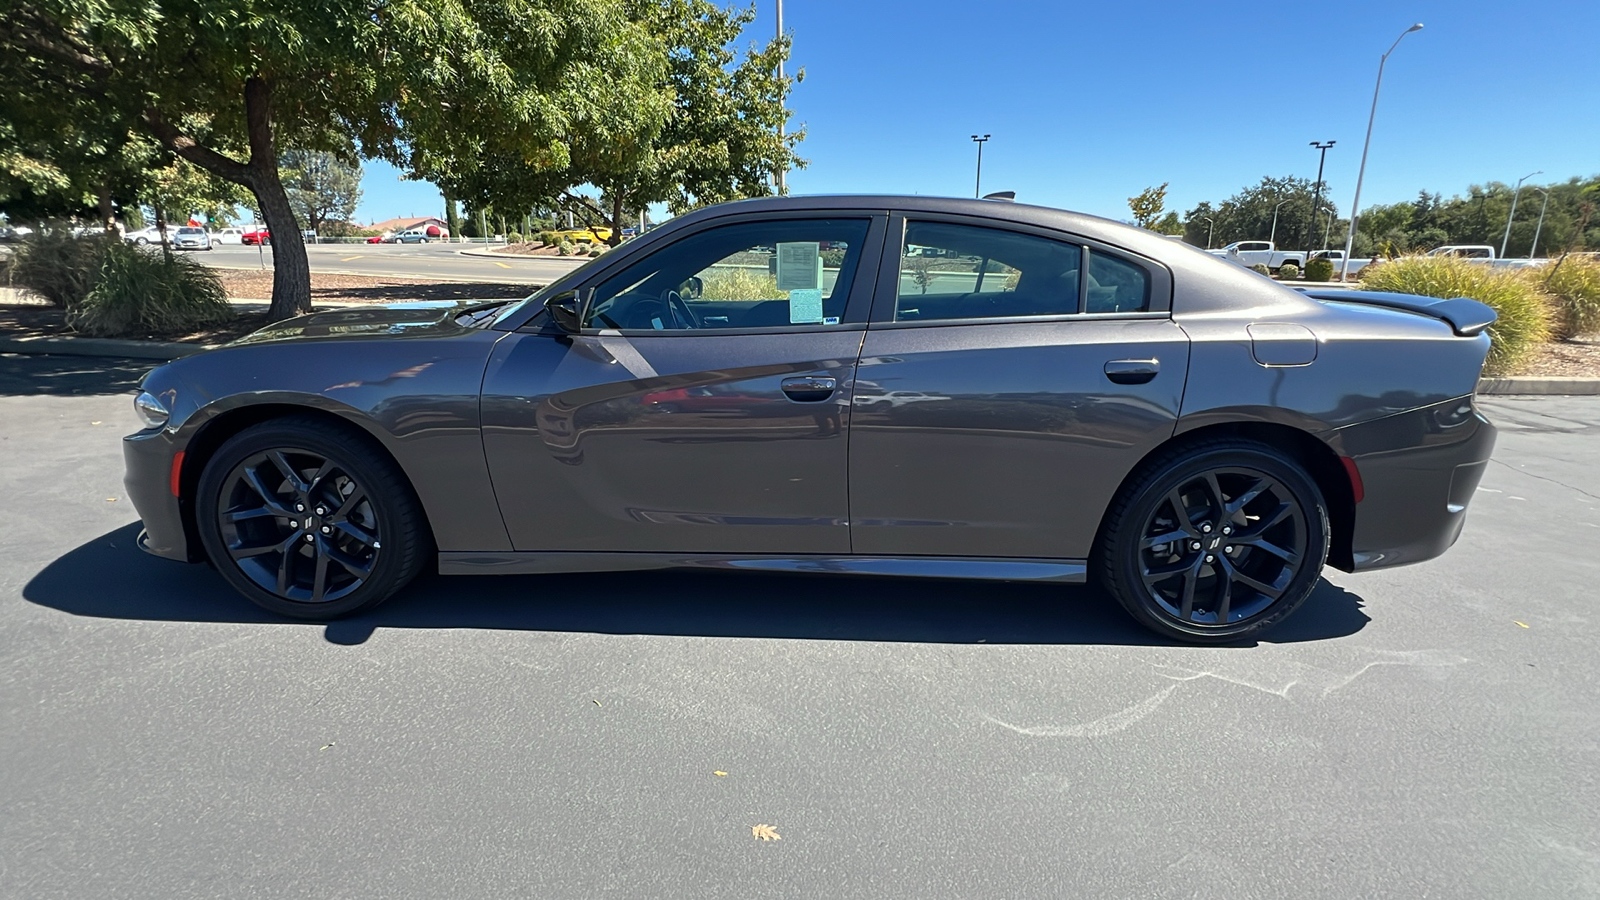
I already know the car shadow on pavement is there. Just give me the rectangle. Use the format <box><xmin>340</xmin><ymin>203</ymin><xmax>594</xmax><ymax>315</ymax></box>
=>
<box><xmin>25</xmin><ymin>524</ymin><xmax>1370</xmax><ymax>647</ymax></box>
<box><xmin>0</xmin><ymin>353</ymin><xmax>150</xmax><ymax>396</ymax></box>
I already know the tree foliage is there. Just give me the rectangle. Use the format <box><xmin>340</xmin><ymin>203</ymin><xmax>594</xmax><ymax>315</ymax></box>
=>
<box><xmin>1127</xmin><ymin>183</ymin><xmax>1168</xmax><ymax>230</ymax></box>
<box><xmin>281</xmin><ymin>150</ymin><xmax>363</xmax><ymax>233</ymax></box>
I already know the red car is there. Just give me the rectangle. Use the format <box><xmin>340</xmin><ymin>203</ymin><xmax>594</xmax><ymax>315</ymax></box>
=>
<box><xmin>241</xmin><ymin>229</ymin><xmax>270</xmax><ymax>245</ymax></box>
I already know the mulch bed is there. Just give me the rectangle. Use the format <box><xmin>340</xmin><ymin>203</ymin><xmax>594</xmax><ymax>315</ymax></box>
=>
<box><xmin>1517</xmin><ymin>336</ymin><xmax>1600</xmax><ymax>377</ymax></box>
<box><xmin>0</xmin><ymin>271</ymin><xmax>536</xmax><ymax>345</ymax></box>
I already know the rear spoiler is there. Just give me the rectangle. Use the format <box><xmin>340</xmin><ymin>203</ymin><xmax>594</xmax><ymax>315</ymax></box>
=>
<box><xmin>1296</xmin><ymin>289</ymin><xmax>1497</xmax><ymax>337</ymax></box>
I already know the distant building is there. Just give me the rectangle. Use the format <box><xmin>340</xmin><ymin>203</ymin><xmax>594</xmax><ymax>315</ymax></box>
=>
<box><xmin>367</xmin><ymin>216</ymin><xmax>448</xmax><ymax>235</ymax></box>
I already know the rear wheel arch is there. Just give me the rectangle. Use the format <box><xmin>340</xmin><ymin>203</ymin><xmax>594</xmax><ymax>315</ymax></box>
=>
<box><xmin>178</xmin><ymin>404</ymin><xmax>435</xmax><ymax>564</ymax></box>
<box><xmin>1096</xmin><ymin>421</ymin><xmax>1356</xmax><ymax>573</ymax></box>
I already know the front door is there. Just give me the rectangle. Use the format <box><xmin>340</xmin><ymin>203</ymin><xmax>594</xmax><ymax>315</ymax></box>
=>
<box><xmin>481</xmin><ymin>214</ymin><xmax>886</xmax><ymax>554</ymax></box>
<box><xmin>848</xmin><ymin>215</ymin><xmax>1189</xmax><ymax>560</ymax></box>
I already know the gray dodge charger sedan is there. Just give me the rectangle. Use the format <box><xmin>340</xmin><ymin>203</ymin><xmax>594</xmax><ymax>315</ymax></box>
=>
<box><xmin>123</xmin><ymin>196</ymin><xmax>1498</xmax><ymax>643</ymax></box>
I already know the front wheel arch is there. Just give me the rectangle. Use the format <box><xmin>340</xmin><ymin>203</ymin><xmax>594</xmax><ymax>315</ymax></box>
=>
<box><xmin>177</xmin><ymin>404</ymin><xmax>435</xmax><ymax>567</ymax></box>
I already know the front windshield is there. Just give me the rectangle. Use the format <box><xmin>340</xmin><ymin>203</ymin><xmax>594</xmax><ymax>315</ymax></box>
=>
<box><xmin>484</xmin><ymin>252</ymin><xmax>614</xmax><ymax>329</ymax></box>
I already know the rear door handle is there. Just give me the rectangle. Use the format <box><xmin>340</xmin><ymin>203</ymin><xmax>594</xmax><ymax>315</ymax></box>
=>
<box><xmin>781</xmin><ymin>376</ymin><xmax>837</xmax><ymax>402</ymax></box>
<box><xmin>1104</xmin><ymin>359</ymin><xmax>1159</xmax><ymax>385</ymax></box>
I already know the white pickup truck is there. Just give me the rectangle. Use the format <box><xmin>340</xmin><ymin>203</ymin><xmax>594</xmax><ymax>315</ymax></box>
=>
<box><xmin>1308</xmin><ymin>249</ymin><xmax>1375</xmax><ymax>278</ymax></box>
<box><xmin>1424</xmin><ymin>245</ymin><xmax>1545</xmax><ymax>269</ymax></box>
<box><xmin>1208</xmin><ymin>241</ymin><xmax>1307</xmax><ymax>271</ymax></box>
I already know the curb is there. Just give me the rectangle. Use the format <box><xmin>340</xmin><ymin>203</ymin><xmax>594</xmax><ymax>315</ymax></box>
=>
<box><xmin>0</xmin><ymin>335</ymin><xmax>214</xmax><ymax>360</ymax></box>
<box><xmin>456</xmin><ymin>247</ymin><xmax>590</xmax><ymax>264</ymax></box>
<box><xmin>1478</xmin><ymin>377</ymin><xmax>1600</xmax><ymax>396</ymax></box>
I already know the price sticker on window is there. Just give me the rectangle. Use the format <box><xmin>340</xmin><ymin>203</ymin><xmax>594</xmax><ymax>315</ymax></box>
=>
<box><xmin>788</xmin><ymin>289</ymin><xmax>824</xmax><ymax>324</ymax></box>
<box><xmin>775</xmin><ymin>242</ymin><xmax>821</xmax><ymax>292</ymax></box>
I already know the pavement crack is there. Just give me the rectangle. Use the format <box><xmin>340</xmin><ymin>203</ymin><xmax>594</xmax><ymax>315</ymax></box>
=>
<box><xmin>1489</xmin><ymin>457</ymin><xmax>1600</xmax><ymax>502</ymax></box>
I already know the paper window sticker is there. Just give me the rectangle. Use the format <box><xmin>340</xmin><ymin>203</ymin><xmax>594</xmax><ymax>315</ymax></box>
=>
<box><xmin>776</xmin><ymin>242</ymin><xmax>821</xmax><ymax>292</ymax></box>
<box><xmin>788</xmin><ymin>289</ymin><xmax>824</xmax><ymax>324</ymax></box>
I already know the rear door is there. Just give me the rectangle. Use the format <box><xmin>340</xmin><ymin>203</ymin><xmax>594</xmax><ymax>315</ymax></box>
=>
<box><xmin>481</xmin><ymin>213</ymin><xmax>886</xmax><ymax>554</ymax></box>
<box><xmin>848</xmin><ymin>214</ymin><xmax>1189</xmax><ymax>560</ymax></box>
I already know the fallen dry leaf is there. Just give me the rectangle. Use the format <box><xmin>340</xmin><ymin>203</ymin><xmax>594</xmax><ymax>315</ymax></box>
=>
<box><xmin>90</xmin><ymin>421</ymin><xmax>101</xmax><ymax>425</ymax></box>
<box><xmin>319</xmin><ymin>743</ymin><xmax>335</xmax><ymax>751</ymax></box>
<box><xmin>714</xmin><ymin>771</ymin><xmax>728</xmax><ymax>777</ymax></box>
<box><xmin>751</xmin><ymin>824</ymin><xmax>780</xmax><ymax>842</ymax></box>
<box><xmin>105</xmin><ymin>497</ymin><xmax>117</xmax><ymax>502</ymax></box>
<box><xmin>1514</xmin><ymin>621</ymin><xmax>1530</xmax><ymax>629</ymax></box>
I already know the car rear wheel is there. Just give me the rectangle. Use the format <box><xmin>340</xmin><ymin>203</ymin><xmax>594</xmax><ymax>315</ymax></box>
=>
<box><xmin>1096</xmin><ymin>439</ymin><xmax>1329</xmax><ymax>644</ymax></box>
<box><xmin>196</xmin><ymin>418</ymin><xmax>430</xmax><ymax>619</ymax></box>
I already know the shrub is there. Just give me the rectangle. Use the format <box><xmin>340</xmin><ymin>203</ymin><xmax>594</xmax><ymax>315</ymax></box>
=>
<box><xmin>1304</xmin><ymin>257</ymin><xmax>1335</xmax><ymax>282</ymax></box>
<box><xmin>1360</xmin><ymin>256</ymin><xmax>1552</xmax><ymax>375</ymax></box>
<box><xmin>538</xmin><ymin>230</ymin><xmax>557</xmax><ymax>247</ymax></box>
<box><xmin>699</xmin><ymin>267</ymin><xmax>783</xmax><ymax>301</ymax></box>
<box><xmin>1276</xmin><ymin>262</ymin><xmax>1300</xmax><ymax>280</ymax></box>
<box><xmin>1250</xmin><ymin>263</ymin><xmax>1271</xmax><ymax>275</ymax></box>
<box><xmin>68</xmin><ymin>242</ymin><xmax>232</xmax><ymax>337</ymax></box>
<box><xmin>556</xmin><ymin>241</ymin><xmax>574</xmax><ymax>256</ymax></box>
<box><xmin>9</xmin><ymin>229</ymin><xmax>117</xmax><ymax>308</ymax></box>
<box><xmin>588</xmin><ymin>247</ymin><xmax>604</xmax><ymax>257</ymax></box>
<box><xmin>507</xmin><ymin>231</ymin><xmax>524</xmax><ymax>244</ymax></box>
<box><xmin>1541</xmin><ymin>256</ymin><xmax>1600</xmax><ymax>339</ymax></box>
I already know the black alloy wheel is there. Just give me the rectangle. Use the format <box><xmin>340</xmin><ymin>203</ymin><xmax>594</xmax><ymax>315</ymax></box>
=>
<box><xmin>196</xmin><ymin>418</ymin><xmax>428</xmax><ymax>618</ymax></box>
<box><xmin>1098</xmin><ymin>440</ymin><xmax>1329</xmax><ymax>644</ymax></box>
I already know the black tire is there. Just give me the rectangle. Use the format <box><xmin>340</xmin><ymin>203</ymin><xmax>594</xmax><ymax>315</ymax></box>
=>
<box><xmin>1095</xmin><ymin>439</ymin><xmax>1329</xmax><ymax>644</ymax></box>
<box><xmin>195</xmin><ymin>417</ymin><xmax>430</xmax><ymax>619</ymax></box>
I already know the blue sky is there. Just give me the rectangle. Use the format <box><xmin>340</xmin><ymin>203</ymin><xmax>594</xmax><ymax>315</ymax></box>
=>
<box><xmin>353</xmin><ymin>0</ymin><xmax>1600</xmax><ymax>225</ymax></box>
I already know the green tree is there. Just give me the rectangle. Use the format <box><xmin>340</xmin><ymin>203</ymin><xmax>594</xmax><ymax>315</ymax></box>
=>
<box><xmin>1127</xmin><ymin>183</ymin><xmax>1168</xmax><ymax>230</ymax></box>
<box><xmin>280</xmin><ymin>150</ymin><xmax>362</xmax><ymax>234</ymax></box>
<box><xmin>435</xmin><ymin>0</ymin><xmax>804</xmax><ymax>246</ymax></box>
<box><xmin>2</xmin><ymin>0</ymin><xmax>660</xmax><ymax>320</ymax></box>
<box><xmin>142</xmin><ymin>156</ymin><xmax>251</xmax><ymax>253</ymax></box>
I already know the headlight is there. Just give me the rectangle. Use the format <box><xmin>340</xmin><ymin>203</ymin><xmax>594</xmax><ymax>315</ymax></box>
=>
<box><xmin>133</xmin><ymin>391</ymin><xmax>170</xmax><ymax>429</ymax></box>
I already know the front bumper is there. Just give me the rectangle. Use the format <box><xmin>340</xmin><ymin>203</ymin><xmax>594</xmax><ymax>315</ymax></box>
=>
<box><xmin>1327</xmin><ymin>395</ymin><xmax>1497</xmax><ymax>571</ymax></box>
<box><xmin>123</xmin><ymin>429</ymin><xmax>197</xmax><ymax>562</ymax></box>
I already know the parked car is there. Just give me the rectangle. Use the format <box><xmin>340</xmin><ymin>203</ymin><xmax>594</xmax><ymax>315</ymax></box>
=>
<box><xmin>555</xmin><ymin>227</ymin><xmax>612</xmax><ymax>244</ymax></box>
<box><xmin>171</xmin><ymin>226</ymin><xmax>213</xmax><ymax>251</ymax></box>
<box><xmin>211</xmin><ymin>227</ymin><xmax>246</xmax><ymax>245</ymax></box>
<box><xmin>1423</xmin><ymin>245</ymin><xmax>1544</xmax><ymax>270</ymax></box>
<box><xmin>1209</xmin><ymin>241</ymin><xmax>1307</xmax><ymax>272</ymax></box>
<box><xmin>123</xmin><ymin>226</ymin><xmax>169</xmax><ymax>245</ymax></box>
<box><xmin>122</xmin><ymin>195</ymin><xmax>1498</xmax><ymax>644</ymax></box>
<box><xmin>394</xmin><ymin>227</ymin><xmax>440</xmax><ymax>243</ymax></box>
<box><xmin>241</xmin><ymin>228</ymin><xmax>270</xmax><ymax>245</ymax></box>
<box><xmin>366</xmin><ymin>232</ymin><xmax>393</xmax><ymax>244</ymax></box>
<box><xmin>0</xmin><ymin>224</ymin><xmax>33</xmax><ymax>243</ymax></box>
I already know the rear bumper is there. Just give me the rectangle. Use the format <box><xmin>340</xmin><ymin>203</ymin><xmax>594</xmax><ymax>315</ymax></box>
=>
<box><xmin>1326</xmin><ymin>395</ymin><xmax>1497</xmax><ymax>571</ymax></box>
<box><xmin>123</xmin><ymin>429</ymin><xmax>197</xmax><ymax>562</ymax></box>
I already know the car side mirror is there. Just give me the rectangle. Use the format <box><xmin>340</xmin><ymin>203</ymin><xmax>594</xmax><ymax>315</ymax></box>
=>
<box><xmin>544</xmin><ymin>289</ymin><xmax>583</xmax><ymax>333</ymax></box>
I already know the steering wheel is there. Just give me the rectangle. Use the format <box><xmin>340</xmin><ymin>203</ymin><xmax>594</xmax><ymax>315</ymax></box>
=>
<box><xmin>661</xmin><ymin>289</ymin><xmax>700</xmax><ymax>329</ymax></box>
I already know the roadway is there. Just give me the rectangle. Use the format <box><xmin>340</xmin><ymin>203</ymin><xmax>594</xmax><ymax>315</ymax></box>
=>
<box><xmin>2</xmin><ymin>353</ymin><xmax>1597</xmax><ymax>899</ymax></box>
<box><xmin>196</xmin><ymin>242</ymin><xmax>589</xmax><ymax>285</ymax></box>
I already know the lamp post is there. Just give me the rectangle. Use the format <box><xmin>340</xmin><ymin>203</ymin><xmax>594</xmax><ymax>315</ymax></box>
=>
<box><xmin>774</xmin><ymin>0</ymin><xmax>786</xmax><ymax>195</ymax></box>
<box><xmin>1200</xmin><ymin>215</ymin><xmax>1215</xmax><ymax>249</ymax></box>
<box><xmin>1321</xmin><ymin>206</ymin><xmax>1335</xmax><ymax>252</ymax></box>
<box><xmin>1530</xmin><ymin>188</ymin><xmax>1551</xmax><ymax>259</ymax></box>
<box><xmin>970</xmin><ymin>134</ymin><xmax>991</xmax><ymax>198</ymax></box>
<box><xmin>1269</xmin><ymin>198</ymin><xmax>1290</xmax><ymax>246</ymax></box>
<box><xmin>1307</xmin><ymin>140</ymin><xmax>1336</xmax><ymax>251</ymax></box>
<box><xmin>1499</xmin><ymin>170</ymin><xmax>1542</xmax><ymax>258</ymax></box>
<box><xmin>1340</xmin><ymin>23</ymin><xmax>1424</xmax><ymax>282</ymax></box>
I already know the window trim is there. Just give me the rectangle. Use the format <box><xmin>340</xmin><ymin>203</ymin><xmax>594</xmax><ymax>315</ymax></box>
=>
<box><xmin>520</xmin><ymin>211</ymin><xmax>889</xmax><ymax>337</ymax></box>
<box><xmin>869</xmin><ymin>213</ymin><xmax>1173</xmax><ymax>326</ymax></box>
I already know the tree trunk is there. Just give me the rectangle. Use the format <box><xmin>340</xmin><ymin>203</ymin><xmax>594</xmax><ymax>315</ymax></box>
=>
<box><xmin>609</xmin><ymin>192</ymin><xmax>625</xmax><ymax>247</ymax></box>
<box><xmin>153</xmin><ymin>203</ymin><xmax>172</xmax><ymax>260</ymax></box>
<box><xmin>97</xmin><ymin>181</ymin><xmax>116</xmax><ymax>234</ymax></box>
<box><xmin>443</xmin><ymin>190</ymin><xmax>462</xmax><ymax>241</ymax></box>
<box><xmin>251</xmin><ymin>167</ymin><xmax>312</xmax><ymax>320</ymax></box>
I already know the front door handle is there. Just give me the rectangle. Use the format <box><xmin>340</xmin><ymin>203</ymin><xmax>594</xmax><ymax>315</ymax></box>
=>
<box><xmin>1104</xmin><ymin>359</ymin><xmax>1159</xmax><ymax>385</ymax></box>
<box><xmin>781</xmin><ymin>376</ymin><xmax>837</xmax><ymax>402</ymax></box>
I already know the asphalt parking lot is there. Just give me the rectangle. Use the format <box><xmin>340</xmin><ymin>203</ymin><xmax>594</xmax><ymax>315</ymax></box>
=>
<box><xmin>1</xmin><ymin>352</ymin><xmax>1597</xmax><ymax>899</ymax></box>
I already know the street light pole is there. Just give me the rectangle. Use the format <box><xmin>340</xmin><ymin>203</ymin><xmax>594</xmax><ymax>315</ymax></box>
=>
<box><xmin>1200</xmin><ymin>215</ymin><xmax>1215</xmax><ymax>249</ymax></box>
<box><xmin>1307</xmin><ymin>140</ymin><xmax>1335</xmax><ymax>251</ymax></box>
<box><xmin>971</xmin><ymin>134</ymin><xmax>991</xmax><ymax>198</ymax></box>
<box><xmin>1321</xmin><ymin>206</ymin><xmax>1335</xmax><ymax>252</ymax></box>
<box><xmin>1340</xmin><ymin>23</ymin><xmax>1423</xmax><ymax>282</ymax></box>
<box><xmin>1499</xmin><ymin>170</ymin><xmax>1542</xmax><ymax>258</ymax></box>
<box><xmin>1530</xmin><ymin>188</ymin><xmax>1551</xmax><ymax>259</ymax></box>
<box><xmin>1269</xmin><ymin>198</ymin><xmax>1290</xmax><ymax>246</ymax></box>
<box><xmin>774</xmin><ymin>0</ymin><xmax>786</xmax><ymax>195</ymax></box>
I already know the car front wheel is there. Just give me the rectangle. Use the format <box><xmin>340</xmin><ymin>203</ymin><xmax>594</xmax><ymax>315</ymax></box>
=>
<box><xmin>1096</xmin><ymin>439</ymin><xmax>1329</xmax><ymax>644</ymax></box>
<box><xmin>195</xmin><ymin>418</ymin><xmax>430</xmax><ymax>619</ymax></box>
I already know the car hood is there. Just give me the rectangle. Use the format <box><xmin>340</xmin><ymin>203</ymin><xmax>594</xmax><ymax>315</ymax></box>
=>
<box><xmin>226</xmin><ymin>301</ymin><xmax>505</xmax><ymax>347</ymax></box>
